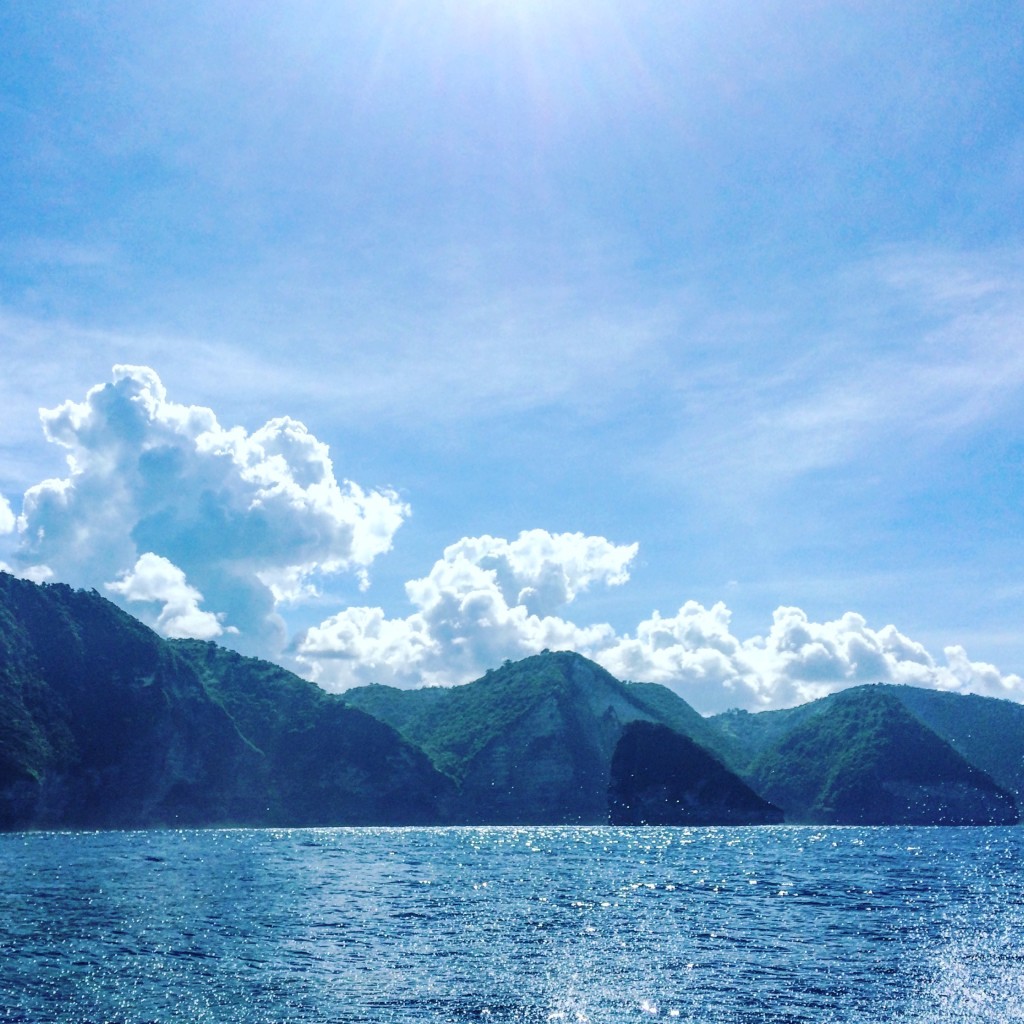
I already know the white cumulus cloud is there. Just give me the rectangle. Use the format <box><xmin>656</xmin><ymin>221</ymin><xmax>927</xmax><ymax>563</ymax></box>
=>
<box><xmin>106</xmin><ymin>552</ymin><xmax>228</xmax><ymax>640</ymax></box>
<box><xmin>296</xmin><ymin>529</ymin><xmax>633</xmax><ymax>689</ymax></box>
<box><xmin>0</xmin><ymin>493</ymin><xmax>14</xmax><ymax>535</ymax></box>
<box><xmin>7</xmin><ymin>367</ymin><xmax>1022</xmax><ymax>712</ymax></box>
<box><xmin>595</xmin><ymin>603</ymin><xmax>1024</xmax><ymax>711</ymax></box>
<box><xmin>9</xmin><ymin>365</ymin><xmax>408</xmax><ymax>651</ymax></box>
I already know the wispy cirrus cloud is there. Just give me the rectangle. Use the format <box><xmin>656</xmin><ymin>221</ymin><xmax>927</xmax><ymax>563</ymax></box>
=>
<box><xmin>650</xmin><ymin>246</ymin><xmax>1024</xmax><ymax>494</ymax></box>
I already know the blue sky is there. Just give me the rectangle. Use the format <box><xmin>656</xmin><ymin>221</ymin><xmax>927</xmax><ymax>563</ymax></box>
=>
<box><xmin>1</xmin><ymin>1</ymin><xmax>1023</xmax><ymax>711</ymax></box>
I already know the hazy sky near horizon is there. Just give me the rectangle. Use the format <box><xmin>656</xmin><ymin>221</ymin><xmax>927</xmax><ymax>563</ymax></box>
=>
<box><xmin>2</xmin><ymin>1</ymin><xmax>1023</xmax><ymax>712</ymax></box>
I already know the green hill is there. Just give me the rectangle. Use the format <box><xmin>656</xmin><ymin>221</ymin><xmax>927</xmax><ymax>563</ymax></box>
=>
<box><xmin>881</xmin><ymin>684</ymin><xmax>1024</xmax><ymax>804</ymax></box>
<box><xmin>707</xmin><ymin>701</ymin><xmax>826</xmax><ymax>775</ymax></box>
<box><xmin>746</xmin><ymin>686</ymin><xmax>1018</xmax><ymax>825</ymax></box>
<box><xmin>2</xmin><ymin>571</ymin><xmax>1022</xmax><ymax>830</ymax></box>
<box><xmin>344</xmin><ymin>651</ymin><xmax>779</xmax><ymax>824</ymax></box>
<box><xmin>172</xmin><ymin>639</ymin><xmax>455</xmax><ymax>825</ymax></box>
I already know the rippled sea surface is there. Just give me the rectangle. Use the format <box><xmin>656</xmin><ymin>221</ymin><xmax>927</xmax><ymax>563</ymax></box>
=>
<box><xmin>2</xmin><ymin>826</ymin><xmax>1022</xmax><ymax>1023</ymax></box>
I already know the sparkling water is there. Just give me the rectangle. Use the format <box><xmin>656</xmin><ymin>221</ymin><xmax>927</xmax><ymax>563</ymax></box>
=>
<box><xmin>2</xmin><ymin>826</ymin><xmax>1021</xmax><ymax>1023</ymax></box>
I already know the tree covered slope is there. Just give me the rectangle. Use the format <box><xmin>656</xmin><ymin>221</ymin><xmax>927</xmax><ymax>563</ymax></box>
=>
<box><xmin>1</xmin><ymin>573</ymin><xmax>1021</xmax><ymax>829</ymax></box>
<box><xmin>880</xmin><ymin>684</ymin><xmax>1024</xmax><ymax>804</ymax></box>
<box><xmin>0</xmin><ymin>573</ymin><xmax>452</xmax><ymax>828</ymax></box>
<box><xmin>743</xmin><ymin>687</ymin><xmax>1018</xmax><ymax>825</ymax></box>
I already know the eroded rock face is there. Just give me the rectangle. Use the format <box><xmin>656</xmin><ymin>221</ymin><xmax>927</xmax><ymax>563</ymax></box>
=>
<box><xmin>608</xmin><ymin>721</ymin><xmax>783</xmax><ymax>826</ymax></box>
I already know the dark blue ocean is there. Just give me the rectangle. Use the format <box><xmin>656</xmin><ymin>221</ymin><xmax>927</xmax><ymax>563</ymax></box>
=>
<box><xmin>2</xmin><ymin>826</ymin><xmax>1022</xmax><ymax>1023</ymax></box>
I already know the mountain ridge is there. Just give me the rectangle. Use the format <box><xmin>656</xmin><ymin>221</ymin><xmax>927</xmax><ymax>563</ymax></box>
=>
<box><xmin>744</xmin><ymin>686</ymin><xmax>1016</xmax><ymax>825</ymax></box>
<box><xmin>0</xmin><ymin>572</ymin><xmax>1019</xmax><ymax>828</ymax></box>
<box><xmin>0</xmin><ymin>572</ymin><xmax>453</xmax><ymax>829</ymax></box>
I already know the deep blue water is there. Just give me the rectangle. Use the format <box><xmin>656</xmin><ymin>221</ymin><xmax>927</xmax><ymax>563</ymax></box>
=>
<box><xmin>1</xmin><ymin>826</ymin><xmax>1022</xmax><ymax>1023</ymax></box>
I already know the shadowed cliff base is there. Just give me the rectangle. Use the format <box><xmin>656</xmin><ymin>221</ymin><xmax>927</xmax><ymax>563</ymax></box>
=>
<box><xmin>608</xmin><ymin>721</ymin><xmax>783</xmax><ymax>825</ymax></box>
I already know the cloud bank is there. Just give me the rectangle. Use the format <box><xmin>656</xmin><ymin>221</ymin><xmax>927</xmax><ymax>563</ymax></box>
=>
<box><xmin>597</xmin><ymin>603</ymin><xmax>1023</xmax><ymax>712</ymax></box>
<box><xmin>296</xmin><ymin>533</ymin><xmax>1023</xmax><ymax>711</ymax></box>
<box><xmin>2</xmin><ymin>366</ymin><xmax>1021</xmax><ymax>712</ymax></box>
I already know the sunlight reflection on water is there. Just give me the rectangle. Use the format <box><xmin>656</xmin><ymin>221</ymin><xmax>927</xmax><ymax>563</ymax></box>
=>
<box><xmin>1</xmin><ymin>825</ymin><xmax>1021</xmax><ymax>1023</ymax></box>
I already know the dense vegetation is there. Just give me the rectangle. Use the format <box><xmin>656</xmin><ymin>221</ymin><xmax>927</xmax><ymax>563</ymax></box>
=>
<box><xmin>172</xmin><ymin>639</ymin><xmax>455</xmax><ymax>825</ymax></box>
<box><xmin>0</xmin><ymin>574</ymin><xmax>260</xmax><ymax>828</ymax></box>
<box><xmin>878</xmin><ymin>684</ymin><xmax>1024</xmax><ymax>803</ymax></box>
<box><xmin>744</xmin><ymin>687</ymin><xmax>1017</xmax><ymax>825</ymax></box>
<box><xmin>345</xmin><ymin>655</ymin><xmax>592</xmax><ymax>781</ymax></box>
<box><xmin>619</xmin><ymin>681</ymin><xmax>729</xmax><ymax>760</ymax></box>
<box><xmin>1</xmin><ymin>572</ymin><xmax>1021</xmax><ymax>829</ymax></box>
<box><xmin>0</xmin><ymin>573</ymin><xmax>451</xmax><ymax>828</ymax></box>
